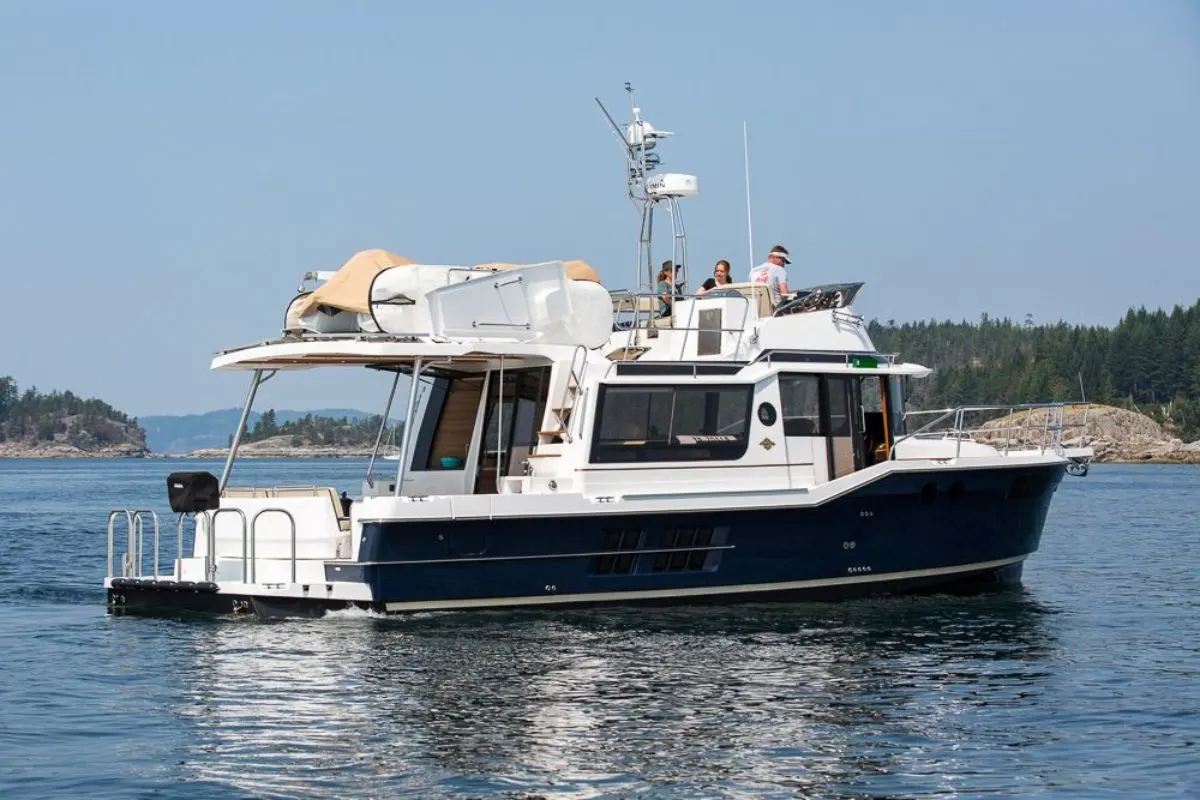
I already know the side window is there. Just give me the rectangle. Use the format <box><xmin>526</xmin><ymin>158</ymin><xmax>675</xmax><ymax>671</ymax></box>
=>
<box><xmin>779</xmin><ymin>375</ymin><xmax>822</xmax><ymax>436</ymax></box>
<box><xmin>825</xmin><ymin>376</ymin><xmax>853</xmax><ymax>437</ymax></box>
<box><xmin>887</xmin><ymin>376</ymin><xmax>907</xmax><ymax>436</ymax></box>
<box><xmin>591</xmin><ymin>385</ymin><xmax>752</xmax><ymax>463</ymax></box>
<box><xmin>860</xmin><ymin>376</ymin><xmax>882</xmax><ymax>413</ymax></box>
<box><xmin>596</xmin><ymin>387</ymin><xmax>672</xmax><ymax>443</ymax></box>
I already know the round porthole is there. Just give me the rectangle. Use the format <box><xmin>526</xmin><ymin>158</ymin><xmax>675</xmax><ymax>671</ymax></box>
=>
<box><xmin>757</xmin><ymin>402</ymin><xmax>777</xmax><ymax>426</ymax></box>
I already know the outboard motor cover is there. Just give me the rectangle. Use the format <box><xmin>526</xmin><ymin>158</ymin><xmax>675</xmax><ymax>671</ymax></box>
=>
<box><xmin>167</xmin><ymin>471</ymin><xmax>220</xmax><ymax>514</ymax></box>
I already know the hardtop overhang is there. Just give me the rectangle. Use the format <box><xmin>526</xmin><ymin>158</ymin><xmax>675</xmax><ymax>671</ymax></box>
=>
<box><xmin>210</xmin><ymin>337</ymin><xmax>571</xmax><ymax>373</ymax></box>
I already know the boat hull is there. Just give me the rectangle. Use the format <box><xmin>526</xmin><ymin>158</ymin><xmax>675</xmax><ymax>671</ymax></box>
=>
<box><xmin>107</xmin><ymin>561</ymin><xmax>1025</xmax><ymax>618</ymax></box>
<box><xmin>353</xmin><ymin>463</ymin><xmax>1060</xmax><ymax>612</ymax></box>
<box><xmin>106</xmin><ymin>463</ymin><xmax>1062</xmax><ymax>618</ymax></box>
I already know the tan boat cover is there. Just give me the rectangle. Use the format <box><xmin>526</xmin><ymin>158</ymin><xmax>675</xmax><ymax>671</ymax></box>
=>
<box><xmin>297</xmin><ymin>252</ymin><xmax>602</xmax><ymax>317</ymax></box>
<box><xmin>294</xmin><ymin>249</ymin><xmax>414</xmax><ymax>317</ymax></box>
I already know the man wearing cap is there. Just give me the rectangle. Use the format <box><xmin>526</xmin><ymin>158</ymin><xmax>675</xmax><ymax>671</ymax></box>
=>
<box><xmin>749</xmin><ymin>245</ymin><xmax>791</xmax><ymax>306</ymax></box>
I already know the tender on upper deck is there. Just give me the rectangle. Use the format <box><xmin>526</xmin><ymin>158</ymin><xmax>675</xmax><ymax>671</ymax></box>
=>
<box><xmin>213</xmin><ymin>248</ymin><xmax>928</xmax><ymax>380</ymax></box>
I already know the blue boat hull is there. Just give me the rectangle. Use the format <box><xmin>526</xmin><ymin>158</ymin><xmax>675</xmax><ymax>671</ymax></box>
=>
<box><xmin>340</xmin><ymin>463</ymin><xmax>1064</xmax><ymax>611</ymax></box>
<box><xmin>106</xmin><ymin>463</ymin><xmax>1063</xmax><ymax>617</ymax></box>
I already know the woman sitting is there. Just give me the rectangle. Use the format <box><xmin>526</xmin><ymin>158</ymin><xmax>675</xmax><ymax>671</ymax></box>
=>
<box><xmin>655</xmin><ymin>263</ymin><xmax>675</xmax><ymax>317</ymax></box>
<box><xmin>697</xmin><ymin>259</ymin><xmax>735</xmax><ymax>295</ymax></box>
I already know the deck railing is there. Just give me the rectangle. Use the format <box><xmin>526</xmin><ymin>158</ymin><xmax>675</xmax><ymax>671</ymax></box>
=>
<box><xmin>106</xmin><ymin>506</ymin><xmax>298</xmax><ymax>585</ymax></box>
<box><xmin>609</xmin><ymin>290</ymin><xmax>755</xmax><ymax>355</ymax></box>
<box><xmin>896</xmin><ymin>402</ymin><xmax>1092</xmax><ymax>459</ymax></box>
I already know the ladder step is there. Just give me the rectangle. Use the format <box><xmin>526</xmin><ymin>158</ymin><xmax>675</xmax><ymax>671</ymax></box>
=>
<box><xmin>526</xmin><ymin>453</ymin><xmax>562</xmax><ymax>459</ymax></box>
<box><xmin>538</xmin><ymin>429</ymin><xmax>566</xmax><ymax>436</ymax></box>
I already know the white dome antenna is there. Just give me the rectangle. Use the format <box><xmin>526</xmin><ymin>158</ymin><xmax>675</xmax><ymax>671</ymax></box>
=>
<box><xmin>626</xmin><ymin>112</ymin><xmax>673</xmax><ymax>151</ymax></box>
<box><xmin>595</xmin><ymin>83</ymin><xmax>698</xmax><ymax>296</ymax></box>
<box><xmin>646</xmin><ymin>173</ymin><xmax>699</xmax><ymax>199</ymax></box>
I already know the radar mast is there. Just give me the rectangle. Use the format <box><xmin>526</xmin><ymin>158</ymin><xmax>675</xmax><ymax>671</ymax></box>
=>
<box><xmin>595</xmin><ymin>84</ymin><xmax>699</xmax><ymax>294</ymax></box>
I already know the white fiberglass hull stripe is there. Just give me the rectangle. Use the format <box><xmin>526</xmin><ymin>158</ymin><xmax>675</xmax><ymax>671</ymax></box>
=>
<box><xmin>382</xmin><ymin>555</ymin><xmax>1026</xmax><ymax>612</ymax></box>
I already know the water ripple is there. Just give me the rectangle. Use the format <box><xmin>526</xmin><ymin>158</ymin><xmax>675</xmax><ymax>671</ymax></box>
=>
<box><xmin>1</xmin><ymin>461</ymin><xmax>1200</xmax><ymax>797</ymax></box>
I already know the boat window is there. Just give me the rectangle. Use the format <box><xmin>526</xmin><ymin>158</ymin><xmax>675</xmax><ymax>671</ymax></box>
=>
<box><xmin>476</xmin><ymin>367</ymin><xmax>550</xmax><ymax>491</ymax></box>
<box><xmin>590</xmin><ymin>528</ymin><xmax>643</xmax><ymax>575</ymax></box>
<box><xmin>888</xmin><ymin>376</ymin><xmax>907</xmax><ymax>436</ymax></box>
<box><xmin>591</xmin><ymin>384</ymin><xmax>752</xmax><ymax>463</ymax></box>
<box><xmin>652</xmin><ymin>526</ymin><xmax>726</xmax><ymax>572</ymax></box>
<box><xmin>860</xmin><ymin>377</ymin><xmax>882</xmax><ymax>413</ymax></box>
<box><xmin>410</xmin><ymin>375</ymin><xmax>483</xmax><ymax>471</ymax></box>
<box><xmin>779</xmin><ymin>374</ymin><xmax>823</xmax><ymax>436</ymax></box>
<box><xmin>825</xmin><ymin>376</ymin><xmax>853</xmax><ymax>437</ymax></box>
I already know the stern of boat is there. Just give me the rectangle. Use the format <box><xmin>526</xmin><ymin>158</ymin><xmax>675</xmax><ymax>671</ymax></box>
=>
<box><xmin>104</xmin><ymin>471</ymin><xmax>374</xmax><ymax>618</ymax></box>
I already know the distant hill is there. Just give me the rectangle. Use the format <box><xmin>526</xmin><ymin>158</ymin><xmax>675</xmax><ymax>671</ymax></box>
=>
<box><xmin>140</xmin><ymin>408</ymin><xmax>398</xmax><ymax>454</ymax></box>
<box><xmin>0</xmin><ymin>376</ymin><xmax>148</xmax><ymax>457</ymax></box>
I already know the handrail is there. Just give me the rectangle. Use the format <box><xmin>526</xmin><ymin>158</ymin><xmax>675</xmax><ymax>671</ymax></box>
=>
<box><xmin>223</xmin><ymin>484</ymin><xmax>329</xmax><ymax>495</ymax></box>
<box><xmin>106</xmin><ymin>510</ymin><xmax>134</xmax><ymax>579</ymax></box>
<box><xmin>175</xmin><ymin>512</ymin><xmax>205</xmax><ymax>581</ymax></box>
<box><xmin>675</xmin><ymin>292</ymin><xmax>753</xmax><ymax>359</ymax></box>
<box><xmin>557</xmin><ymin>345</ymin><xmax>588</xmax><ymax>443</ymax></box>
<box><xmin>130</xmin><ymin>510</ymin><xmax>159</xmax><ymax>580</ymax></box>
<box><xmin>611</xmin><ymin>291</ymin><xmax>757</xmax><ymax>362</ymax></box>
<box><xmin>894</xmin><ymin>401</ymin><xmax>1091</xmax><ymax>458</ymax></box>
<box><xmin>757</xmin><ymin>349</ymin><xmax>900</xmax><ymax>367</ymax></box>
<box><xmin>209</xmin><ymin>508</ymin><xmax>247</xmax><ymax>583</ymax></box>
<box><xmin>250</xmin><ymin>508</ymin><xmax>298</xmax><ymax>584</ymax></box>
<box><xmin>105</xmin><ymin>509</ymin><xmax>165</xmax><ymax>581</ymax></box>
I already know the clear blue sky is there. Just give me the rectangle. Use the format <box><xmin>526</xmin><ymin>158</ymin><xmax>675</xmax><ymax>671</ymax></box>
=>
<box><xmin>2</xmin><ymin>0</ymin><xmax>1198</xmax><ymax>417</ymax></box>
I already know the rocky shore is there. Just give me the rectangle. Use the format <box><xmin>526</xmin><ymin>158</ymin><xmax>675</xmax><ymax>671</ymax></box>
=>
<box><xmin>0</xmin><ymin>442</ymin><xmax>150</xmax><ymax>459</ymax></box>
<box><xmin>174</xmin><ymin>435</ymin><xmax>378</xmax><ymax>459</ymax></box>
<box><xmin>976</xmin><ymin>404</ymin><xmax>1200</xmax><ymax>464</ymax></box>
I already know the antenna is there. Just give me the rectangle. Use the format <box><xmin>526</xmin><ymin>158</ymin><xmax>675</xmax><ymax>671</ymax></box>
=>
<box><xmin>594</xmin><ymin>97</ymin><xmax>631</xmax><ymax>158</ymax></box>
<box><xmin>743</xmin><ymin>121</ymin><xmax>755</xmax><ymax>272</ymax></box>
<box><xmin>594</xmin><ymin>85</ymin><xmax>697</xmax><ymax>294</ymax></box>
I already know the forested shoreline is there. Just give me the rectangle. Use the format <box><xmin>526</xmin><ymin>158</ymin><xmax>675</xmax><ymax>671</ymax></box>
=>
<box><xmin>868</xmin><ymin>299</ymin><xmax>1200</xmax><ymax>441</ymax></box>
<box><xmin>0</xmin><ymin>376</ymin><xmax>147</xmax><ymax>453</ymax></box>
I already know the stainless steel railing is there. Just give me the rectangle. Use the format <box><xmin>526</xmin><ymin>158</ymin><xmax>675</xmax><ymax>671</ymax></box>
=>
<box><xmin>896</xmin><ymin>402</ymin><xmax>1092</xmax><ymax>459</ymax></box>
<box><xmin>609</xmin><ymin>290</ymin><xmax>754</xmax><ymax>357</ymax></box>
<box><xmin>250</xmin><ymin>508</ymin><xmax>297</xmax><ymax>584</ymax></box>
<box><xmin>106</xmin><ymin>510</ymin><xmax>160</xmax><ymax>581</ymax></box>
<box><xmin>107</xmin><ymin>505</ymin><xmax>299</xmax><ymax>586</ymax></box>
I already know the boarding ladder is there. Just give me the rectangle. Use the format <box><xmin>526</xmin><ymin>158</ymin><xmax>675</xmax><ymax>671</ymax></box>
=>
<box><xmin>535</xmin><ymin>345</ymin><xmax>588</xmax><ymax>452</ymax></box>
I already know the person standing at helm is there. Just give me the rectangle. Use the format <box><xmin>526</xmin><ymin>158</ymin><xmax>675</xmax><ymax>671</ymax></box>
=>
<box><xmin>749</xmin><ymin>245</ymin><xmax>791</xmax><ymax>306</ymax></box>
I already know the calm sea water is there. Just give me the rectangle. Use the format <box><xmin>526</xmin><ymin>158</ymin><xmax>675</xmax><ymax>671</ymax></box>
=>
<box><xmin>1</xmin><ymin>459</ymin><xmax>1198</xmax><ymax>799</ymax></box>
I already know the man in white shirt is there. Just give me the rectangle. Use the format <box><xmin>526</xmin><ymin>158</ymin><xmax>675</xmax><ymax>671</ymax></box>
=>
<box><xmin>748</xmin><ymin>244</ymin><xmax>791</xmax><ymax>306</ymax></box>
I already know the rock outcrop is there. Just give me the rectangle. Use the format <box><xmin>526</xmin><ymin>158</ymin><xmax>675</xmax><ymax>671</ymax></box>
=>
<box><xmin>975</xmin><ymin>404</ymin><xmax>1199</xmax><ymax>464</ymax></box>
<box><xmin>0</xmin><ymin>416</ymin><xmax>149</xmax><ymax>458</ymax></box>
<box><xmin>0</xmin><ymin>441</ymin><xmax>149</xmax><ymax>458</ymax></box>
<box><xmin>184</xmin><ymin>435</ymin><xmax>377</xmax><ymax>459</ymax></box>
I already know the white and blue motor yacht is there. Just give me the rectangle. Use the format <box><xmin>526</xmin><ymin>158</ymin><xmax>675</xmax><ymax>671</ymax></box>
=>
<box><xmin>104</xmin><ymin>89</ymin><xmax>1092</xmax><ymax>619</ymax></box>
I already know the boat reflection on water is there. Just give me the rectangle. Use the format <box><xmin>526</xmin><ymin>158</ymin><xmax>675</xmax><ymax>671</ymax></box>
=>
<box><xmin>174</xmin><ymin>594</ymin><xmax>1060</xmax><ymax>798</ymax></box>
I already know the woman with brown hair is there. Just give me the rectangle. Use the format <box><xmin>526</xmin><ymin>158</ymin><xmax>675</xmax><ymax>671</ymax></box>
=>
<box><xmin>697</xmin><ymin>259</ymin><xmax>735</xmax><ymax>295</ymax></box>
<box><xmin>655</xmin><ymin>262</ymin><xmax>675</xmax><ymax>317</ymax></box>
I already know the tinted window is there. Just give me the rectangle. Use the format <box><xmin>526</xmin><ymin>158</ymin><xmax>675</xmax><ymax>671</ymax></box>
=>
<box><xmin>826</xmin><ymin>376</ymin><xmax>853</xmax><ymax>436</ymax></box>
<box><xmin>779</xmin><ymin>375</ymin><xmax>822</xmax><ymax>436</ymax></box>
<box><xmin>591</xmin><ymin>385</ymin><xmax>752</xmax><ymax>463</ymax></box>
